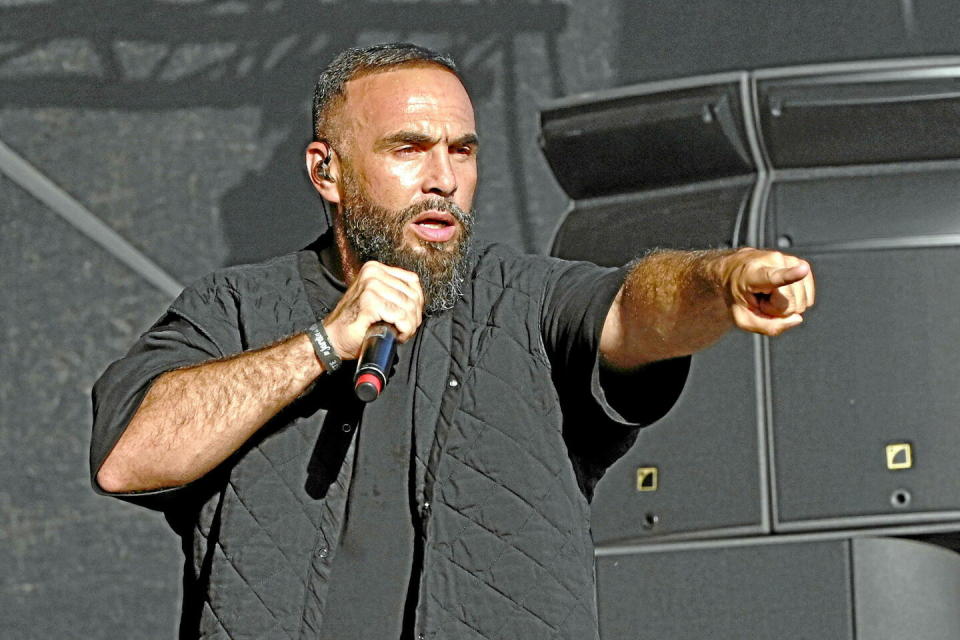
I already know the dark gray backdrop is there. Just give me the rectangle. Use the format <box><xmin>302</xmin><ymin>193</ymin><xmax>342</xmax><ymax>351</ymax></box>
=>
<box><xmin>1</xmin><ymin>1</ymin><xmax>956</xmax><ymax>637</ymax></box>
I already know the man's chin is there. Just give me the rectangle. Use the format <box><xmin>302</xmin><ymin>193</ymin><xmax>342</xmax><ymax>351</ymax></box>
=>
<box><xmin>396</xmin><ymin>241</ymin><xmax>458</xmax><ymax>261</ymax></box>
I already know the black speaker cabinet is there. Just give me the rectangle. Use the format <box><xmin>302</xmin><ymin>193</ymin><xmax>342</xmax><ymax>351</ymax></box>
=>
<box><xmin>757</xmin><ymin>63</ymin><xmax>960</xmax><ymax>531</ymax></box>
<box><xmin>596</xmin><ymin>535</ymin><xmax>960</xmax><ymax>640</ymax></box>
<box><xmin>540</xmin><ymin>76</ymin><xmax>755</xmax><ymax>200</ymax></box>
<box><xmin>542</xmin><ymin>58</ymin><xmax>960</xmax><ymax>543</ymax></box>
<box><xmin>544</xmin><ymin>76</ymin><xmax>767</xmax><ymax>544</ymax></box>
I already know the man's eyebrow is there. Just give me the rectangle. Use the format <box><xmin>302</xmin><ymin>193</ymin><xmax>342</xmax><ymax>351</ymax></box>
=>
<box><xmin>375</xmin><ymin>131</ymin><xmax>434</xmax><ymax>150</ymax></box>
<box><xmin>452</xmin><ymin>133</ymin><xmax>479</xmax><ymax>148</ymax></box>
<box><xmin>374</xmin><ymin>131</ymin><xmax>479</xmax><ymax>150</ymax></box>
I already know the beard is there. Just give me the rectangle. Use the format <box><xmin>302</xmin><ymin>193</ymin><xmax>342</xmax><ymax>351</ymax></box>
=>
<box><xmin>339</xmin><ymin>171</ymin><xmax>474</xmax><ymax>315</ymax></box>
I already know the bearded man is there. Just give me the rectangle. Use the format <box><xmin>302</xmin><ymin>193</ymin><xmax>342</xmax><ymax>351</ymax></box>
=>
<box><xmin>91</xmin><ymin>43</ymin><xmax>815</xmax><ymax>639</ymax></box>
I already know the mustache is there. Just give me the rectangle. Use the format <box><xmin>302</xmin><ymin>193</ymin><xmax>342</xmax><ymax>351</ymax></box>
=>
<box><xmin>400</xmin><ymin>197</ymin><xmax>473</xmax><ymax>227</ymax></box>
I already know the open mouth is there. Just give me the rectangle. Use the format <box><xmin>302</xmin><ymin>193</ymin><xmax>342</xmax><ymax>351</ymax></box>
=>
<box><xmin>409</xmin><ymin>210</ymin><xmax>459</xmax><ymax>243</ymax></box>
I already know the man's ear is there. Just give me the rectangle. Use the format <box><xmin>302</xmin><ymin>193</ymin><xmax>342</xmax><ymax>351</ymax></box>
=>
<box><xmin>306</xmin><ymin>140</ymin><xmax>341</xmax><ymax>204</ymax></box>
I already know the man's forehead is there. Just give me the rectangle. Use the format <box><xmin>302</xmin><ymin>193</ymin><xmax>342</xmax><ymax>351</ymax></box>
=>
<box><xmin>340</xmin><ymin>65</ymin><xmax>475</xmax><ymax>133</ymax></box>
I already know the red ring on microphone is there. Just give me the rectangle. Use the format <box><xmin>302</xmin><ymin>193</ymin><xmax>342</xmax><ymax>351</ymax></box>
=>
<box><xmin>354</xmin><ymin>372</ymin><xmax>384</xmax><ymax>402</ymax></box>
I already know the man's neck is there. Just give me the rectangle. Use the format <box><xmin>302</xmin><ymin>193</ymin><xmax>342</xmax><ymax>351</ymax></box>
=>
<box><xmin>331</xmin><ymin>224</ymin><xmax>359</xmax><ymax>284</ymax></box>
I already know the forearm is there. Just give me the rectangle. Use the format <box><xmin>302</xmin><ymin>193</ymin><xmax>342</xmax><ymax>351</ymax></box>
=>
<box><xmin>602</xmin><ymin>249</ymin><xmax>735</xmax><ymax>369</ymax></box>
<box><xmin>96</xmin><ymin>333</ymin><xmax>323</xmax><ymax>493</ymax></box>
<box><xmin>601</xmin><ymin>246</ymin><xmax>815</xmax><ymax>369</ymax></box>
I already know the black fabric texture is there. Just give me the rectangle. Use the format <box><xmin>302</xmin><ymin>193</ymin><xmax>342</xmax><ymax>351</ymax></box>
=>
<box><xmin>89</xmin><ymin>235</ymin><xmax>682</xmax><ymax>639</ymax></box>
<box><xmin>321</xmin><ymin>340</ymin><xmax>416</xmax><ymax>639</ymax></box>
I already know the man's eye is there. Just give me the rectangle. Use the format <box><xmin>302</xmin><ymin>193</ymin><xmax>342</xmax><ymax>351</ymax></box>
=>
<box><xmin>454</xmin><ymin>146</ymin><xmax>475</xmax><ymax>156</ymax></box>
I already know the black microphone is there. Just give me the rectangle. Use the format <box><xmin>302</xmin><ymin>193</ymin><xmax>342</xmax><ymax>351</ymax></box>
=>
<box><xmin>354</xmin><ymin>322</ymin><xmax>398</xmax><ymax>402</ymax></box>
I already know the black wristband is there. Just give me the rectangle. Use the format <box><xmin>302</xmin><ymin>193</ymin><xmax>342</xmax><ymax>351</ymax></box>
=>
<box><xmin>306</xmin><ymin>322</ymin><xmax>342</xmax><ymax>374</ymax></box>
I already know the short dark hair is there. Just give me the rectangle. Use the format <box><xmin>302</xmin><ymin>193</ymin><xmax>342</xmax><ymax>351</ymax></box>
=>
<box><xmin>312</xmin><ymin>43</ymin><xmax>460</xmax><ymax>143</ymax></box>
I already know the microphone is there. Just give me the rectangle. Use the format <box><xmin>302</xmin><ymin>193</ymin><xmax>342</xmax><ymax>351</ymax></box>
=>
<box><xmin>354</xmin><ymin>322</ymin><xmax>398</xmax><ymax>402</ymax></box>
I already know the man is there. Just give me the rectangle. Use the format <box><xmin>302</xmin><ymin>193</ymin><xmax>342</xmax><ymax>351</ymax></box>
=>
<box><xmin>91</xmin><ymin>43</ymin><xmax>814</xmax><ymax>639</ymax></box>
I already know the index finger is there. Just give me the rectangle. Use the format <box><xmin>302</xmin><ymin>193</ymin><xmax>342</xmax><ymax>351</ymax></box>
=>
<box><xmin>380</xmin><ymin>263</ymin><xmax>423</xmax><ymax>289</ymax></box>
<box><xmin>748</xmin><ymin>262</ymin><xmax>810</xmax><ymax>292</ymax></box>
<box><xmin>359</xmin><ymin>261</ymin><xmax>423</xmax><ymax>295</ymax></box>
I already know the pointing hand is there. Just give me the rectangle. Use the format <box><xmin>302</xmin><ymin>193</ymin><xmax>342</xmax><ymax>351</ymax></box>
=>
<box><xmin>721</xmin><ymin>249</ymin><xmax>816</xmax><ymax>336</ymax></box>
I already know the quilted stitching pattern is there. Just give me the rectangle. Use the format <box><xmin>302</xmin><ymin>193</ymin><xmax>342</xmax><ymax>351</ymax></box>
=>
<box><xmin>415</xmin><ymin>253</ymin><xmax>599</xmax><ymax>639</ymax></box>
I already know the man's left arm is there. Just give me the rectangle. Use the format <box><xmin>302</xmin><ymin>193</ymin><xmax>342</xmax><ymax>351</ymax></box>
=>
<box><xmin>601</xmin><ymin>248</ymin><xmax>816</xmax><ymax>370</ymax></box>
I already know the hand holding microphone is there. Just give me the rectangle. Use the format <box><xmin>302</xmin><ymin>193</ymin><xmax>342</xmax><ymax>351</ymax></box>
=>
<box><xmin>319</xmin><ymin>261</ymin><xmax>424</xmax><ymax>401</ymax></box>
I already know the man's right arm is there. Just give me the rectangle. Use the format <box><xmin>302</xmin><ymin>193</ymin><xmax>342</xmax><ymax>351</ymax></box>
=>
<box><xmin>95</xmin><ymin>260</ymin><xmax>425</xmax><ymax>494</ymax></box>
<box><xmin>95</xmin><ymin>333</ymin><xmax>323</xmax><ymax>493</ymax></box>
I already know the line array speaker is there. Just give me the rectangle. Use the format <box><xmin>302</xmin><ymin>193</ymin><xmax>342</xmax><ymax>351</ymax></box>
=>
<box><xmin>541</xmin><ymin>57</ymin><xmax>960</xmax><ymax>543</ymax></box>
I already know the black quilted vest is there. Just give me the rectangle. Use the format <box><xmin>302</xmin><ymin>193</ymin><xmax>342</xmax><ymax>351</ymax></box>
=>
<box><xmin>158</xmin><ymin>243</ymin><xmax>620</xmax><ymax>640</ymax></box>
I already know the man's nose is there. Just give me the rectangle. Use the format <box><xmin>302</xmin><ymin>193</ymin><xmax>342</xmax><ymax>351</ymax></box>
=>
<box><xmin>423</xmin><ymin>148</ymin><xmax>457</xmax><ymax>197</ymax></box>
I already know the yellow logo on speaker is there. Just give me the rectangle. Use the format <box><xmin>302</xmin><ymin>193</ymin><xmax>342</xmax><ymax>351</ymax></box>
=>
<box><xmin>636</xmin><ymin>467</ymin><xmax>658</xmax><ymax>492</ymax></box>
<box><xmin>886</xmin><ymin>443</ymin><xmax>913</xmax><ymax>470</ymax></box>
